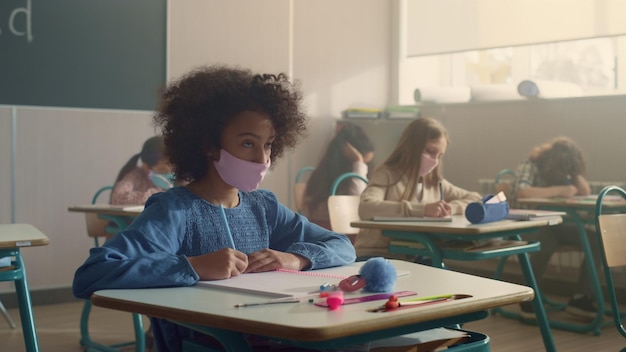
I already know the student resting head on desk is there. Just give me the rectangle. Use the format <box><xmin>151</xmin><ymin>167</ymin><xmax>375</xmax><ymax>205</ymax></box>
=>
<box><xmin>72</xmin><ymin>65</ymin><xmax>356</xmax><ymax>352</ymax></box>
<box><xmin>302</xmin><ymin>122</ymin><xmax>375</xmax><ymax>232</ymax></box>
<box><xmin>511</xmin><ymin>136</ymin><xmax>600</xmax><ymax>320</ymax></box>
<box><xmin>355</xmin><ymin>117</ymin><xmax>482</xmax><ymax>260</ymax></box>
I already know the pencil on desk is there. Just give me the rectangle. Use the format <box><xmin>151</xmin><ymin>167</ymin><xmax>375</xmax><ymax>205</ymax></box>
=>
<box><xmin>234</xmin><ymin>300</ymin><xmax>300</xmax><ymax>308</ymax></box>
<box><xmin>235</xmin><ymin>293</ymin><xmax>322</xmax><ymax>308</ymax></box>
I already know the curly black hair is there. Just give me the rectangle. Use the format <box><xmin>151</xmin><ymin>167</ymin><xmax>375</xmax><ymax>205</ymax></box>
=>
<box><xmin>153</xmin><ymin>65</ymin><xmax>308</xmax><ymax>182</ymax></box>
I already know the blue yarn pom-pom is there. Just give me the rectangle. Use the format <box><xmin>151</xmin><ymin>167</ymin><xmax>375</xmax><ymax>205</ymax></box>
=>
<box><xmin>359</xmin><ymin>257</ymin><xmax>397</xmax><ymax>293</ymax></box>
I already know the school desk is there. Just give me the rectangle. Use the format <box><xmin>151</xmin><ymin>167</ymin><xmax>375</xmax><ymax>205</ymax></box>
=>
<box><xmin>351</xmin><ymin>215</ymin><xmax>563</xmax><ymax>352</ymax></box>
<box><xmin>67</xmin><ymin>204</ymin><xmax>145</xmax><ymax>351</ymax></box>
<box><xmin>518</xmin><ymin>196</ymin><xmax>626</xmax><ymax>335</ymax></box>
<box><xmin>0</xmin><ymin>224</ymin><xmax>50</xmax><ymax>352</ymax></box>
<box><xmin>91</xmin><ymin>259</ymin><xmax>534</xmax><ymax>352</ymax></box>
<box><xmin>67</xmin><ymin>204</ymin><xmax>144</xmax><ymax>217</ymax></box>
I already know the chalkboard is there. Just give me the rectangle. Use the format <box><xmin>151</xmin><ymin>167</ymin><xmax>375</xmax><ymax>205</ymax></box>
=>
<box><xmin>0</xmin><ymin>0</ymin><xmax>166</xmax><ymax>110</ymax></box>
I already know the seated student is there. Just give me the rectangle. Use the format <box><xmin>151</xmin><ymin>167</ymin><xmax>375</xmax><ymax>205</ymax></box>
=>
<box><xmin>110</xmin><ymin>135</ymin><xmax>173</xmax><ymax>205</ymax></box>
<box><xmin>356</xmin><ymin>117</ymin><xmax>482</xmax><ymax>260</ymax></box>
<box><xmin>302</xmin><ymin>122</ymin><xmax>375</xmax><ymax>233</ymax></box>
<box><xmin>72</xmin><ymin>65</ymin><xmax>356</xmax><ymax>352</ymax></box>
<box><xmin>511</xmin><ymin>136</ymin><xmax>600</xmax><ymax>320</ymax></box>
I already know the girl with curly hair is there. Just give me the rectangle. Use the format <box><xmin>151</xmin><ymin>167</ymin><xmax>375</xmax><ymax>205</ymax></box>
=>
<box><xmin>73</xmin><ymin>65</ymin><xmax>356</xmax><ymax>352</ymax></box>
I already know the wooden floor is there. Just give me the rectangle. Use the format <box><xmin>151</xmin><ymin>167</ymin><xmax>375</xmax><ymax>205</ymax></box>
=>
<box><xmin>0</xmin><ymin>298</ymin><xmax>624</xmax><ymax>351</ymax></box>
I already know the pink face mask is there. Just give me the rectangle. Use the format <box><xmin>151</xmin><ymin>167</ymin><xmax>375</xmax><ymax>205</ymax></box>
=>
<box><xmin>419</xmin><ymin>153</ymin><xmax>439</xmax><ymax>177</ymax></box>
<box><xmin>213</xmin><ymin>149</ymin><xmax>270</xmax><ymax>192</ymax></box>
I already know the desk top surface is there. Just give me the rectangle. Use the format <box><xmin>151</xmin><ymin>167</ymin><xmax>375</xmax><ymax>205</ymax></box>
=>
<box><xmin>518</xmin><ymin>196</ymin><xmax>626</xmax><ymax>210</ymax></box>
<box><xmin>68</xmin><ymin>204</ymin><xmax>144</xmax><ymax>217</ymax></box>
<box><xmin>351</xmin><ymin>214</ymin><xmax>562</xmax><ymax>234</ymax></box>
<box><xmin>0</xmin><ymin>224</ymin><xmax>50</xmax><ymax>248</ymax></box>
<box><xmin>92</xmin><ymin>259</ymin><xmax>533</xmax><ymax>342</ymax></box>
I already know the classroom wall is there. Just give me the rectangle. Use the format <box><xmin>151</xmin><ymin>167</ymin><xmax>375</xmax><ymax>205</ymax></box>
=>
<box><xmin>420</xmin><ymin>95</ymin><xmax>626</xmax><ymax>191</ymax></box>
<box><xmin>0</xmin><ymin>108</ymin><xmax>12</xmax><ymax>225</ymax></box>
<box><xmin>0</xmin><ymin>0</ymin><xmax>392</xmax><ymax>293</ymax></box>
<box><xmin>3</xmin><ymin>0</ymin><xmax>624</xmax><ymax>297</ymax></box>
<box><xmin>349</xmin><ymin>95</ymin><xmax>626</xmax><ymax>193</ymax></box>
<box><xmin>0</xmin><ymin>109</ymin><xmax>156</xmax><ymax>292</ymax></box>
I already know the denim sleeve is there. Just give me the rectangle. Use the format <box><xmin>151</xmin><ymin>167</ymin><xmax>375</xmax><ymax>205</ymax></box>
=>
<box><xmin>262</xmin><ymin>191</ymin><xmax>356</xmax><ymax>270</ymax></box>
<box><xmin>72</xmin><ymin>195</ymin><xmax>199</xmax><ymax>299</ymax></box>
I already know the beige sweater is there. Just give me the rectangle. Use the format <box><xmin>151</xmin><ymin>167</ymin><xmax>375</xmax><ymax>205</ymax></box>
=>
<box><xmin>355</xmin><ymin>165</ymin><xmax>482</xmax><ymax>258</ymax></box>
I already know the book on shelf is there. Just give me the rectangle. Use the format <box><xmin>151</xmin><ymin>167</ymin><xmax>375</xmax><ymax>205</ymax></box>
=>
<box><xmin>384</xmin><ymin>105</ymin><xmax>420</xmax><ymax>119</ymax></box>
<box><xmin>342</xmin><ymin>107</ymin><xmax>383</xmax><ymax>119</ymax></box>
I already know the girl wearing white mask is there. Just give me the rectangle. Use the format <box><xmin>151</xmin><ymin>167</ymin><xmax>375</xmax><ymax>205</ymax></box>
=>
<box><xmin>73</xmin><ymin>65</ymin><xmax>356</xmax><ymax>352</ymax></box>
<box><xmin>355</xmin><ymin>117</ymin><xmax>481</xmax><ymax>260</ymax></box>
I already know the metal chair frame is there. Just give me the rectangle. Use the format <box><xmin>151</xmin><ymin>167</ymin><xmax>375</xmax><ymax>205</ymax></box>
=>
<box><xmin>293</xmin><ymin>166</ymin><xmax>315</xmax><ymax>214</ymax></box>
<box><xmin>595</xmin><ymin>185</ymin><xmax>626</xmax><ymax>351</ymax></box>
<box><xmin>79</xmin><ymin>186</ymin><xmax>145</xmax><ymax>352</ymax></box>
<box><xmin>327</xmin><ymin>172</ymin><xmax>368</xmax><ymax>241</ymax></box>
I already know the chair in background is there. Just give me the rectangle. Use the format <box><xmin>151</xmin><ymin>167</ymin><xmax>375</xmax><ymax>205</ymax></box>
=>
<box><xmin>0</xmin><ymin>256</ymin><xmax>17</xmax><ymax>329</ymax></box>
<box><xmin>327</xmin><ymin>172</ymin><xmax>368</xmax><ymax>244</ymax></box>
<box><xmin>595</xmin><ymin>185</ymin><xmax>626</xmax><ymax>350</ymax></box>
<box><xmin>80</xmin><ymin>186</ymin><xmax>146</xmax><ymax>352</ymax></box>
<box><xmin>293</xmin><ymin>166</ymin><xmax>315</xmax><ymax>214</ymax></box>
<box><xmin>494</xmin><ymin>168</ymin><xmax>516</xmax><ymax>200</ymax></box>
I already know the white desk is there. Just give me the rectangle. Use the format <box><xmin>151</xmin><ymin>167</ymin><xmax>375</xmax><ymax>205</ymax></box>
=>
<box><xmin>67</xmin><ymin>204</ymin><xmax>144</xmax><ymax>217</ymax></box>
<box><xmin>0</xmin><ymin>224</ymin><xmax>50</xmax><ymax>352</ymax></box>
<box><xmin>67</xmin><ymin>204</ymin><xmax>145</xmax><ymax>351</ymax></box>
<box><xmin>92</xmin><ymin>259</ymin><xmax>533</xmax><ymax>351</ymax></box>
<box><xmin>352</xmin><ymin>215</ymin><xmax>562</xmax><ymax>352</ymax></box>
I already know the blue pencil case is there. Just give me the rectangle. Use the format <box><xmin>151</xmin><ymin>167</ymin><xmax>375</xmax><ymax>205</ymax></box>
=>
<box><xmin>465</xmin><ymin>195</ymin><xmax>510</xmax><ymax>224</ymax></box>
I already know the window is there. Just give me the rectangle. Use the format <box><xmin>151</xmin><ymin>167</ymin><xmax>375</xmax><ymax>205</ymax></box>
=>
<box><xmin>399</xmin><ymin>36</ymin><xmax>623</xmax><ymax>105</ymax></box>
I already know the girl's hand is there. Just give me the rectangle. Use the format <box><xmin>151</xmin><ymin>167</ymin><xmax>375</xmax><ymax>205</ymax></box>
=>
<box><xmin>245</xmin><ymin>249</ymin><xmax>311</xmax><ymax>273</ymax></box>
<box><xmin>187</xmin><ymin>248</ymin><xmax>248</xmax><ymax>280</ymax></box>
<box><xmin>424</xmin><ymin>201</ymin><xmax>452</xmax><ymax>217</ymax></box>
<box><xmin>342</xmin><ymin>142</ymin><xmax>364</xmax><ymax>163</ymax></box>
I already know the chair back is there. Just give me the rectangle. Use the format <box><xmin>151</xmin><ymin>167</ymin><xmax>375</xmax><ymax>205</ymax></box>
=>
<box><xmin>293</xmin><ymin>166</ymin><xmax>315</xmax><ymax>213</ymax></box>
<box><xmin>85</xmin><ymin>186</ymin><xmax>114</xmax><ymax>239</ymax></box>
<box><xmin>494</xmin><ymin>169</ymin><xmax>516</xmax><ymax>200</ymax></box>
<box><xmin>594</xmin><ymin>185</ymin><xmax>626</xmax><ymax>341</ymax></box>
<box><xmin>327</xmin><ymin>172</ymin><xmax>368</xmax><ymax>236</ymax></box>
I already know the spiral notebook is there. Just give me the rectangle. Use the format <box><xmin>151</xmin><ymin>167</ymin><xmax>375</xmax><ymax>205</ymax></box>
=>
<box><xmin>196</xmin><ymin>263</ymin><xmax>409</xmax><ymax>298</ymax></box>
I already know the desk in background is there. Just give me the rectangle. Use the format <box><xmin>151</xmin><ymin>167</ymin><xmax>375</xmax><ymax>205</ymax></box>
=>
<box><xmin>352</xmin><ymin>215</ymin><xmax>562</xmax><ymax>352</ymax></box>
<box><xmin>0</xmin><ymin>224</ymin><xmax>50</xmax><ymax>352</ymax></box>
<box><xmin>518</xmin><ymin>196</ymin><xmax>626</xmax><ymax>335</ymax></box>
<box><xmin>68</xmin><ymin>204</ymin><xmax>144</xmax><ymax>217</ymax></box>
<box><xmin>91</xmin><ymin>259</ymin><xmax>533</xmax><ymax>351</ymax></box>
<box><xmin>67</xmin><ymin>204</ymin><xmax>145</xmax><ymax>352</ymax></box>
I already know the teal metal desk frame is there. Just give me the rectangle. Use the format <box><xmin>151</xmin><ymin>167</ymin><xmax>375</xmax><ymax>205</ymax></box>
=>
<box><xmin>0</xmin><ymin>224</ymin><xmax>49</xmax><ymax>352</ymax></box>
<box><xmin>69</xmin><ymin>202</ymin><xmax>145</xmax><ymax>352</ymax></box>
<box><xmin>372</xmin><ymin>223</ymin><xmax>558</xmax><ymax>352</ymax></box>
<box><xmin>519</xmin><ymin>198</ymin><xmax>626</xmax><ymax>336</ymax></box>
<box><xmin>173</xmin><ymin>312</ymin><xmax>490</xmax><ymax>352</ymax></box>
<box><xmin>0</xmin><ymin>248</ymin><xmax>40</xmax><ymax>352</ymax></box>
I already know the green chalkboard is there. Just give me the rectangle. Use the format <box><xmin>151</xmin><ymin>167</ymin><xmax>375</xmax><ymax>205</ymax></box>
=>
<box><xmin>0</xmin><ymin>0</ymin><xmax>166</xmax><ymax>110</ymax></box>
